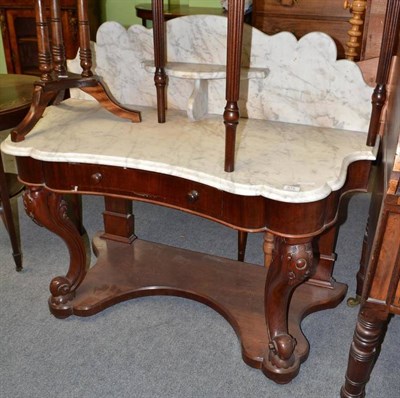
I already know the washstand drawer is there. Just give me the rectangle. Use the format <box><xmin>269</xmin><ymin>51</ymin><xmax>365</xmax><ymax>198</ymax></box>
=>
<box><xmin>43</xmin><ymin>162</ymin><xmax>224</xmax><ymax>219</ymax></box>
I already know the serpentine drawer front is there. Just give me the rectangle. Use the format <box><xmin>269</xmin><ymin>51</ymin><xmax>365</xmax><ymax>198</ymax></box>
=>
<box><xmin>42</xmin><ymin>162</ymin><xmax>224</xmax><ymax>220</ymax></box>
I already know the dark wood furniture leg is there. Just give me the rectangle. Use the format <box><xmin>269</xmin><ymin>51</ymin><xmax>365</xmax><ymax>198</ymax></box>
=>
<box><xmin>23</xmin><ymin>186</ymin><xmax>87</xmax><ymax>317</ymax></box>
<box><xmin>15</xmin><ymin>167</ymin><xmax>349</xmax><ymax>383</ymax></box>
<box><xmin>347</xmin><ymin>219</ymin><xmax>369</xmax><ymax>307</ymax></box>
<box><xmin>0</xmin><ymin>73</ymin><xmax>38</xmax><ymax>271</ymax></box>
<box><xmin>262</xmin><ymin>236</ymin><xmax>315</xmax><ymax>383</ymax></box>
<box><xmin>311</xmin><ymin>224</ymin><xmax>338</xmax><ymax>288</ymax></box>
<box><xmin>102</xmin><ymin>196</ymin><xmax>136</xmax><ymax>243</ymax></box>
<box><xmin>341</xmin><ymin>303</ymin><xmax>389</xmax><ymax>398</ymax></box>
<box><xmin>237</xmin><ymin>230</ymin><xmax>248</xmax><ymax>261</ymax></box>
<box><xmin>0</xmin><ymin>151</ymin><xmax>23</xmax><ymax>270</ymax></box>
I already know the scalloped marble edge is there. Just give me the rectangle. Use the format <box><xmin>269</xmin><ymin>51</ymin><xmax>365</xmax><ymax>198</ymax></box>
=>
<box><xmin>1</xmin><ymin>100</ymin><xmax>379</xmax><ymax>204</ymax></box>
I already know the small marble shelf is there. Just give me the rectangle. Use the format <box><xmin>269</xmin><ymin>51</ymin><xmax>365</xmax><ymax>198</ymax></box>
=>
<box><xmin>142</xmin><ymin>61</ymin><xmax>269</xmax><ymax>120</ymax></box>
<box><xmin>142</xmin><ymin>61</ymin><xmax>269</xmax><ymax>80</ymax></box>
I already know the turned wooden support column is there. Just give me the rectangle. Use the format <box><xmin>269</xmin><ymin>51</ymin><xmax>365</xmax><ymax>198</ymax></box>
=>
<box><xmin>263</xmin><ymin>232</ymin><xmax>275</xmax><ymax>268</ymax></box>
<box><xmin>341</xmin><ymin>304</ymin><xmax>389</xmax><ymax>398</ymax></box>
<box><xmin>152</xmin><ymin>0</ymin><xmax>167</xmax><ymax>123</ymax></box>
<box><xmin>50</xmin><ymin>0</ymin><xmax>67</xmax><ymax>78</ymax></box>
<box><xmin>35</xmin><ymin>0</ymin><xmax>53</xmax><ymax>81</ymax></box>
<box><xmin>224</xmin><ymin>0</ymin><xmax>245</xmax><ymax>172</ymax></box>
<box><xmin>262</xmin><ymin>236</ymin><xmax>315</xmax><ymax>383</ymax></box>
<box><xmin>367</xmin><ymin>0</ymin><xmax>400</xmax><ymax>146</ymax></box>
<box><xmin>77</xmin><ymin>0</ymin><xmax>93</xmax><ymax>77</ymax></box>
<box><xmin>23</xmin><ymin>187</ymin><xmax>87</xmax><ymax>318</ymax></box>
<box><xmin>343</xmin><ymin>0</ymin><xmax>367</xmax><ymax>61</ymax></box>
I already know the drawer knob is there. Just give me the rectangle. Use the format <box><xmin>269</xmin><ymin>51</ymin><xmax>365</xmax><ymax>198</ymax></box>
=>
<box><xmin>280</xmin><ymin>0</ymin><xmax>295</xmax><ymax>6</ymax></box>
<box><xmin>187</xmin><ymin>190</ymin><xmax>199</xmax><ymax>203</ymax></box>
<box><xmin>91</xmin><ymin>172</ymin><xmax>103</xmax><ymax>184</ymax></box>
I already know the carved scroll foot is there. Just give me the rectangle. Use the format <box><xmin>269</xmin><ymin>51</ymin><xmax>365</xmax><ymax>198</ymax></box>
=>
<box><xmin>341</xmin><ymin>304</ymin><xmax>388</xmax><ymax>398</ymax></box>
<box><xmin>262</xmin><ymin>237</ymin><xmax>315</xmax><ymax>383</ymax></box>
<box><xmin>23</xmin><ymin>187</ymin><xmax>87</xmax><ymax>318</ymax></box>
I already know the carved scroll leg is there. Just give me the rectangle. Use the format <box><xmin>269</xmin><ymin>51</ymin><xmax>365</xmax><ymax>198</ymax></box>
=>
<box><xmin>341</xmin><ymin>304</ymin><xmax>389</xmax><ymax>398</ymax></box>
<box><xmin>23</xmin><ymin>187</ymin><xmax>87</xmax><ymax>318</ymax></box>
<box><xmin>262</xmin><ymin>236</ymin><xmax>315</xmax><ymax>383</ymax></box>
<box><xmin>11</xmin><ymin>85</ymin><xmax>56</xmax><ymax>143</ymax></box>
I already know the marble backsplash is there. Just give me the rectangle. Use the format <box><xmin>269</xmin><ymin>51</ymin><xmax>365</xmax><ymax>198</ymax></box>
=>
<box><xmin>68</xmin><ymin>15</ymin><xmax>373</xmax><ymax>133</ymax></box>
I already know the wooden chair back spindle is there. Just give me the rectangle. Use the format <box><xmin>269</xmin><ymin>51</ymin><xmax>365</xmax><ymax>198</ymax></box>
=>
<box><xmin>223</xmin><ymin>0</ymin><xmax>245</xmax><ymax>172</ymax></box>
<box><xmin>77</xmin><ymin>0</ymin><xmax>93</xmax><ymax>77</ymax></box>
<box><xmin>152</xmin><ymin>0</ymin><xmax>167</xmax><ymax>123</ymax></box>
<box><xmin>11</xmin><ymin>0</ymin><xmax>141</xmax><ymax>143</ymax></box>
<box><xmin>50</xmin><ymin>0</ymin><xmax>67</xmax><ymax>78</ymax></box>
<box><xmin>35</xmin><ymin>0</ymin><xmax>53</xmax><ymax>81</ymax></box>
<box><xmin>366</xmin><ymin>0</ymin><xmax>400</xmax><ymax>146</ymax></box>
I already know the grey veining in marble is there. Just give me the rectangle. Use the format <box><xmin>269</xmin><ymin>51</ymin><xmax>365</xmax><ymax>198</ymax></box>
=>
<box><xmin>68</xmin><ymin>15</ymin><xmax>373</xmax><ymax>132</ymax></box>
<box><xmin>5</xmin><ymin>16</ymin><xmax>378</xmax><ymax>204</ymax></box>
<box><xmin>2</xmin><ymin>99</ymin><xmax>378</xmax><ymax>203</ymax></box>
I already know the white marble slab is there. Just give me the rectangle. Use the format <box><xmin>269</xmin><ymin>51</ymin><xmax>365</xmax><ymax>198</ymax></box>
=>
<box><xmin>68</xmin><ymin>15</ymin><xmax>373</xmax><ymax>132</ymax></box>
<box><xmin>2</xmin><ymin>99</ymin><xmax>378</xmax><ymax>203</ymax></box>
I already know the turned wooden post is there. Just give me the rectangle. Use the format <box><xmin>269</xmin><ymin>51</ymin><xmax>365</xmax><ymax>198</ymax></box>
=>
<box><xmin>152</xmin><ymin>0</ymin><xmax>167</xmax><ymax>123</ymax></box>
<box><xmin>35</xmin><ymin>0</ymin><xmax>53</xmax><ymax>81</ymax></box>
<box><xmin>341</xmin><ymin>305</ymin><xmax>389</xmax><ymax>397</ymax></box>
<box><xmin>366</xmin><ymin>0</ymin><xmax>400</xmax><ymax>146</ymax></box>
<box><xmin>77</xmin><ymin>0</ymin><xmax>93</xmax><ymax>77</ymax></box>
<box><xmin>50</xmin><ymin>0</ymin><xmax>67</xmax><ymax>78</ymax></box>
<box><xmin>224</xmin><ymin>0</ymin><xmax>245</xmax><ymax>172</ymax></box>
<box><xmin>343</xmin><ymin>0</ymin><xmax>367</xmax><ymax>61</ymax></box>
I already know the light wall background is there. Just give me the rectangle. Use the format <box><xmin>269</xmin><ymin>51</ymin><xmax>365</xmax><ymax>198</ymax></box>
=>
<box><xmin>0</xmin><ymin>0</ymin><xmax>220</xmax><ymax>74</ymax></box>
